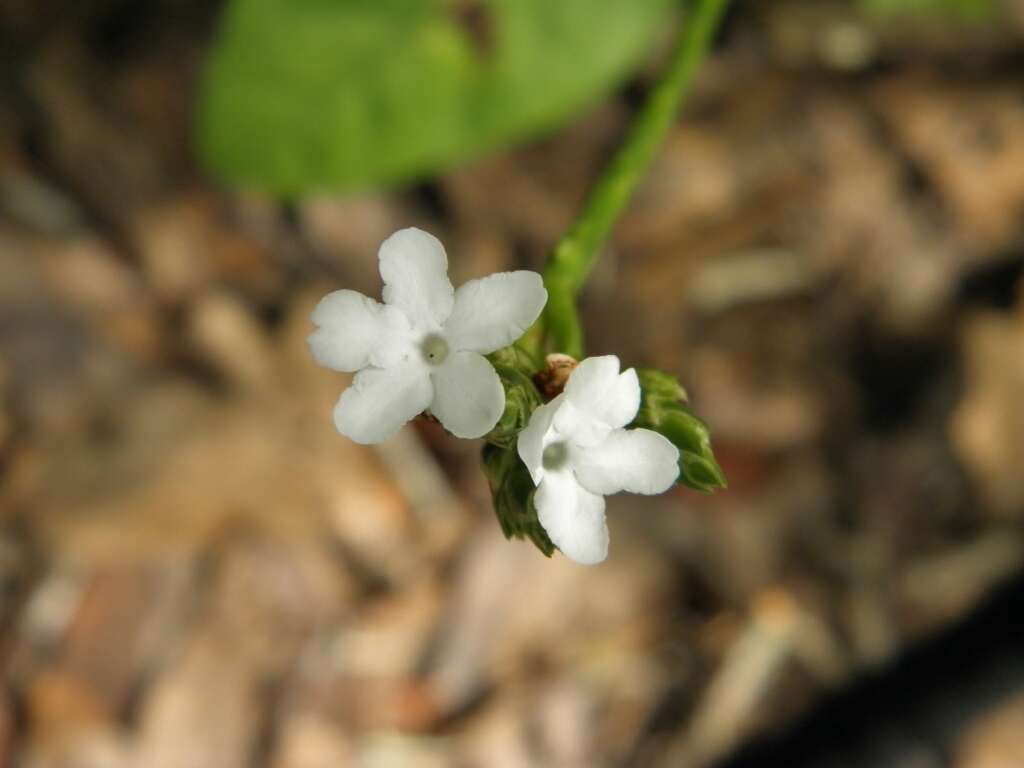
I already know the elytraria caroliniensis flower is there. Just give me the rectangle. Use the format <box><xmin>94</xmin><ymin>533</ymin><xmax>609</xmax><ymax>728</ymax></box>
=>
<box><xmin>308</xmin><ymin>228</ymin><xmax>548</xmax><ymax>443</ymax></box>
<box><xmin>517</xmin><ymin>356</ymin><xmax>680</xmax><ymax>564</ymax></box>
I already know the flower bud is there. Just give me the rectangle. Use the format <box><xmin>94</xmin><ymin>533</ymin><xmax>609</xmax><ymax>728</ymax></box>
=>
<box><xmin>632</xmin><ymin>368</ymin><xmax>727</xmax><ymax>493</ymax></box>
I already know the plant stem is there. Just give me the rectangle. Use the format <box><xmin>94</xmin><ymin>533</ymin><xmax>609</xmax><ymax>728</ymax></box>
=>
<box><xmin>531</xmin><ymin>0</ymin><xmax>729</xmax><ymax>360</ymax></box>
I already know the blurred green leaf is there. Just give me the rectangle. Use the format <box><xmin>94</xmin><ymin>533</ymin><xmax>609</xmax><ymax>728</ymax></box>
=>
<box><xmin>632</xmin><ymin>368</ymin><xmax>726</xmax><ymax>493</ymax></box>
<box><xmin>859</xmin><ymin>0</ymin><xmax>995</xmax><ymax>19</ymax></box>
<box><xmin>198</xmin><ymin>0</ymin><xmax>673</xmax><ymax>196</ymax></box>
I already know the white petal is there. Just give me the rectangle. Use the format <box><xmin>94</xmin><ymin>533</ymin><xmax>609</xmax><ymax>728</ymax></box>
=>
<box><xmin>552</xmin><ymin>399</ymin><xmax>613</xmax><ymax>449</ymax></box>
<box><xmin>443</xmin><ymin>271</ymin><xmax>548</xmax><ymax>354</ymax></box>
<box><xmin>517</xmin><ymin>394</ymin><xmax>563</xmax><ymax>485</ymax></box>
<box><xmin>333</xmin><ymin>361</ymin><xmax>432</xmax><ymax>444</ymax></box>
<box><xmin>535</xmin><ymin>471</ymin><xmax>609</xmax><ymax>565</ymax></box>
<box><xmin>379</xmin><ymin>228</ymin><xmax>454</xmax><ymax>331</ymax></box>
<box><xmin>562</xmin><ymin>355</ymin><xmax>641</xmax><ymax>429</ymax></box>
<box><xmin>572</xmin><ymin>428</ymin><xmax>680</xmax><ymax>496</ymax></box>
<box><xmin>307</xmin><ymin>289</ymin><xmax>410</xmax><ymax>372</ymax></box>
<box><xmin>429</xmin><ymin>351</ymin><xmax>504</xmax><ymax>439</ymax></box>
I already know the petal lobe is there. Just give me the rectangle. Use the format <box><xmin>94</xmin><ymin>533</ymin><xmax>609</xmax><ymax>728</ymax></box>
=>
<box><xmin>572</xmin><ymin>428</ymin><xmax>680</xmax><ymax>496</ymax></box>
<box><xmin>308</xmin><ymin>289</ymin><xmax>409</xmax><ymax>372</ymax></box>
<box><xmin>444</xmin><ymin>271</ymin><xmax>547</xmax><ymax>353</ymax></box>
<box><xmin>535</xmin><ymin>471</ymin><xmax>609</xmax><ymax>565</ymax></box>
<box><xmin>333</xmin><ymin>361</ymin><xmax>432</xmax><ymax>444</ymax></box>
<box><xmin>563</xmin><ymin>356</ymin><xmax>641</xmax><ymax>430</ymax></box>
<box><xmin>379</xmin><ymin>227</ymin><xmax>454</xmax><ymax>331</ymax></box>
<box><xmin>429</xmin><ymin>351</ymin><xmax>505</xmax><ymax>439</ymax></box>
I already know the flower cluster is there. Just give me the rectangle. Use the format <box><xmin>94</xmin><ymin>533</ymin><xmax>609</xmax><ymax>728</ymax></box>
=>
<box><xmin>309</xmin><ymin>228</ymin><xmax>719</xmax><ymax>564</ymax></box>
<box><xmin>517</xmin><ymin>356</ymin><xmax>679</xmax><ymax>564</ymax></box>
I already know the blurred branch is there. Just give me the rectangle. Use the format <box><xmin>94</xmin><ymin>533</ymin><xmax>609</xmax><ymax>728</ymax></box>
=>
<box><xmin>526</xmin><ymin>0</ymin><xmax>730</xmax><ymax>360</ymax></box>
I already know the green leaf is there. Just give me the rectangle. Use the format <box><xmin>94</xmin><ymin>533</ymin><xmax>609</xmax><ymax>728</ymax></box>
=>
<box><xmin>859</xmin><ymin>0</ymin><xmax>995</xmax><ymax>19</ymax></box>
<box><xmin>198</xmin><ymin>0</ymin><xmax>674</xmax><ymax>196</ymax></box>
<box><xmin>632</xmin><ymin>368</ymin><xmax>727</xmax><ymax>493</ymax></box>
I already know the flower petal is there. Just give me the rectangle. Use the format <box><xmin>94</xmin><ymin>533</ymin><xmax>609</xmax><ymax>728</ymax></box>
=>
<box><xmin>333</xmin><ymin>361</ymin><xmax>432</xmax><ymax>444</ymax></box>
<box><xmin>535</xmin><ymin>470</ymin><xmax>609</xmax><ymax>565</ymax></box>
<box><xmin>429</xmin><ymin>351</ymin><xmax>504</xmax><ymax>439</ymax></box>
<box><xmin>443</xmin><ymin>271</ymin><xmax>548</xmax><ymax>353</ymax></box>
<box><xmin>572</xmin><ymin>428</ymin><xmax>680</xmax><ymax>496</ymax></box>
<box><xmin>308</xmin><ymin>289</ymin><xmax>411</xmax><ymax>372</ymax></box>
<box><xmin>379</xmin><ymin>228</ymin><xmax>454</xmax><ymax>331</ymax></box>
<box><xmin>562</xmin><ymin>355</ymin><xmax>641</xmax><ymax>429</ymax></box>
<box><xmin>552</xmin><ymin>400</ymin><xmax>613</xmax><ymax>449</ymax></box>
<box><xmin>517</xmin><ymin>394</ymin><xmax>563</xmax><ymax>484</ymax></box>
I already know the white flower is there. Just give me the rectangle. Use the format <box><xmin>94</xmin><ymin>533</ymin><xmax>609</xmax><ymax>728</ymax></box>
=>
<box><xmin>308</xmin><ymin>228</ymin><xmax>548</xmax><ymax>444</ymax></box>
<box><xmin>517</xmin><ymin>356</ymin><xmax>680</xmax><ymax>565</ymax></box>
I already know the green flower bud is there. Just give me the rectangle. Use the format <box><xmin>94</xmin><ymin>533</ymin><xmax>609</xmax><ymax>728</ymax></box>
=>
<box><xmin>657</xmin><ymin>409</ymin><xmax>711</xmax><ymax>458</ymax></box>
<box><xmin>632</xmin><ymin>368</ymin><xmax>726</xmax><ymax>494</ymax></box>
<box><xmin>679</xmin><ymin>451</ymin><xmax>728</xmax><ymax>493</ymax></box>
<box><xmin>636</xmin><ymin>367</ymin><xmax>689</xmax><ymax>406</ymax></box>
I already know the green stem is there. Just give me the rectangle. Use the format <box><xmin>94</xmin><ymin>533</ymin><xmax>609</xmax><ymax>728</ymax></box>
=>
<box><xmin>530</xmin><ymin>0</ymin><xmax>729</xmax><ymax>360</ymax></box>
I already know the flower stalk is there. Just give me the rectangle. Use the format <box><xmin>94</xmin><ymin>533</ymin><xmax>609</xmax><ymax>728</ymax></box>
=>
<box><xmin>524</xmin><ymin>0</ymin><xmax>731</xmax><ymax>360</ymax></box>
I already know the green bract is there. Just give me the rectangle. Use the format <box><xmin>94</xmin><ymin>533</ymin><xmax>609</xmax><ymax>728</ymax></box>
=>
<box><xmin>482</xmin><ymin>443</ymin><xmax>554</xmax><ymax>557</ymax></box>
<box><xmin>198</xmin><ymin>0</ymin><xmax>673</xmax><ymax>196</ymax></box>
<box><xmin>485</xmin><ymin>346</ymin><xmax>543</xmax><ymax>450</ymax></box>
<box><xmin>632</xmin><ymin>368</ymin><xmax>727</xmax><ymax>493</ymax></box>
<box><xmin>482</xmin><ymin>345</ymin><xmax>552</xmax><ymax>556</ymax></box>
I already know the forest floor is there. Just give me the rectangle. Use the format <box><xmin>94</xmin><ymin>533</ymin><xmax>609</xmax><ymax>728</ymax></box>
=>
<box><xmin>2</xmin><ymin>1</ymin><xmax>1024</xmax><ymax>766</ymax></box>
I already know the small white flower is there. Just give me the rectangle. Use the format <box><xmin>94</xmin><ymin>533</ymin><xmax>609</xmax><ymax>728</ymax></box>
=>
<box><xmin>517</xmin><ymin>355</ymin><xmax>680</xmax><ymax>565</ymax></box>
<box><xmin>309</xmin><ymin>228</ymin><xmax>548</xmax><ymax>443</ymax></box>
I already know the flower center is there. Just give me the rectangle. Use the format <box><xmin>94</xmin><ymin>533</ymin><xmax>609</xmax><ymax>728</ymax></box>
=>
<box><xmin>420</xmin><ymin>334</ymin><xmax>449</xmax><ymax>365</ymax></box>
<box><xmin>542</xmin><ymin>441</ymin><xmax>569</xmax><ymax>471</ymax></box>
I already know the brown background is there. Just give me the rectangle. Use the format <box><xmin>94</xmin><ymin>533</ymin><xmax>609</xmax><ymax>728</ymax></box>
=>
<box><xmin>2</xmin><ymin>1</ymin><xmax>1024</xmax><ymax>766</ymax></box>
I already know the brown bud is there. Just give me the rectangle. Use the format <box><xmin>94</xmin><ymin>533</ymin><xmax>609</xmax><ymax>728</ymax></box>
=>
<box><xmin>534</xmin><ymin>353</ymin><xmax>578</xmax><ymax>399</ymax></box>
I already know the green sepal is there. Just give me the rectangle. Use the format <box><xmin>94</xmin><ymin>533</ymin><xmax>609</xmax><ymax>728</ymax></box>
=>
<box><xmin>488</xmin><ymin>343</ymin><xmax>542</xmax><ymax>373</ymax></box>
<box><xmin>484</xmin><ymin>346</ymin><xmax>544</xmax><ymax>449</ymax></box>
<box><xmin>636</xmin><ymin>367</ymin><xmax>689</xmax><ymax>406</ymax></box>
<box><xmin>481</xmin><ymin>344</ymin><xmax>555</xmax><ymax>556</ymax></box>
<box><xmin>482</xmin><ymin>443</ymin><xmax>555</xmax><ymax>557</ymax></box>
<box><xmin>632</xmin><ymin>368</ymin><xmax>727</xmax><ymax>493</ymax></box>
